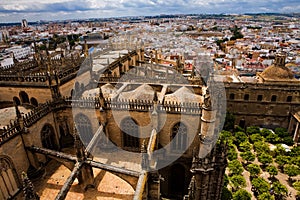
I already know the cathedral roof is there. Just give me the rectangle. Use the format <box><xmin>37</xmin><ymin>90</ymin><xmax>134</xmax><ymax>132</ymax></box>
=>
<box><xmin>0</xmin><ymin>106</ymin><xmax>31</xmax><ymax>129</ymax></box>
<box><xmin>82</xmin><ymin>84</ymin><xmax>117</xmax><ymax>98</ymax></box>
<box><xmin>165</xmin><ymin>86</ymin><xmax>203</xmax><ymax>103</ymax></box>
<box><xmin>101</xmin><ymin>83</ymin><xmax>117</xmax><ymax>98</ymax></box>
<box><xmin>119</xmin><ymin>84</ymin><xmax>155</xmax><ymax>101</ymax></box>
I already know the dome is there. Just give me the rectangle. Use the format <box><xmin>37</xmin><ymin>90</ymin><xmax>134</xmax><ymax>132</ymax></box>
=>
<box><xmin>260</xmin><ymin>65</ymin><xmax>294</xmax><ymax>80</ymax></box>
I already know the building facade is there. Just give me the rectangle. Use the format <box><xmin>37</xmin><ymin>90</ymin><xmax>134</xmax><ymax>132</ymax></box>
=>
<box><xmin>0</xmin><ymin>47</ymin><xmax>298</xmax><ymax>200</ymax></box>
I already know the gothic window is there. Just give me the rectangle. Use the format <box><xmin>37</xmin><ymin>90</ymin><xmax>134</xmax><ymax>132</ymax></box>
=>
<box><xmin>171</xmin><ymin>123</ymin><xmax>187</xmax><ymax>151</ymax></box>
<box><xmin>271</xmin><ymin>95</ymin><xmax>277</xmax><ymax>102</ymax></box>
<box><xmin>0</xmin><ymin>156</ymin><xmax>20</xmax><ymax>199</ymax></box>
<box><xmin>229</xmin><ymin>93</ymin><xmax>235</xmax><ymax>100</ymax></box>
<box><xmin>287</xmin><ymin>96</ymin><xmax>292</xmax><ymax>102</ymax></box>
<box><xmin>59</xmin><ymin>125</ymin><xmax>74</xmax><ymax>148</ymax></box>
<box><xmin>244</xmin><ymin>94</ymin><xmax>249</xmax><ymax>101</ymax></box>
<box><xmin>30</xmin><ymin>97</ymin><xmax>38</xmax><ymax>107</ymax></box>
<box><xmin>121</xmin><ymin>118</ymin><xmax>139</xmax><ymax>152</ymax></box>
<box><xmin>75</xmin><ymin>114</ymin><xmax>93</xmax><ymax>146</ymax></box>
<box><xmin>13</xmin><ymin>97</ymin><xmax>20</xmax><ymax>106</ymax></box>
<box><xmin>257</xmin><ymin>95</ymin><xmax>263</xmax><ymax>101</ymax></box>
<box><xmin>19</xmin><ymin>91</ymin><xmax>29</xmax><ymax>104</ymax></box>
<box><xmin>41</xmin><ymin>124</ymin><xmax>58</xmax><ymax>150</ymax></box>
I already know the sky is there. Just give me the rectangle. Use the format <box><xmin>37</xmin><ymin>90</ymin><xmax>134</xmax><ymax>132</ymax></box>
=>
<box><xmin>0</xmin><ymin>0</ymin><xmax>299</xmax><ymax>23</ymax></box>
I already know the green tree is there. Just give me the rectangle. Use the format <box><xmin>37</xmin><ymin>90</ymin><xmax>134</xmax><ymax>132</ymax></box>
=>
<box><xmin>230</xmin><ymin>25</ymin><xmax>244</xmax><ymax>40</ymax></box>
<box><xmin>260</xmin><ymin>128</ymin><xmax>272</xmax><ymax>137</ymax></box>
<box><xmin>233</xmin><ymin>189</ymin><xmax>251</xmax><ymax>200</ymax></box>
<box><xmin>228</xmin><ymin>148</ymin><xmax>238</xmax><ymax>161</ymax></box>
<box><xmin>234</xmin><ymin>125</ymin><xmax>244</xmax><ymax>132</ymax></box>
<box><xmin>275</xmin><ymin>155</ymin><xmax>290</xmax><ymax>170</ymax></box>
<box><xmin>282</xmin><ymin>136</ymin><xmax>294</xmax><ymax>146</ymax></box>
<box><xmin>219</xmin><ymin>130</ymin><xmax>235</xmax><ymax>142</ymax></box>
<box><xmin>240</xmin><ymin>151</ymin><xmax>255</xmax><ymax>164</ymax></box>
<box><xmin>292</xmin><ymin>181</ymin><xmax>300</xmax><ymax>197</ymax></box>
<box><xmin>224</xmin><ymin>112</ymin><xmax>235</xmax><ymax>131</ymax></box>
<box><xmin>273</xmin><ymin>144</ymin><xmax>286</xmax><ymax>158</ymax></box>
<box><xmin>228</xmin><ymin>160</ymin><xmax>244</xmax><ymax>175</ymax></box>
<box><xmin>251</xmin><ymin>177</ymin><xmax>270</xmax><ymax>195</ymax></box>
<box><xmin>257</xmin><ymin>193</ymin><xmax>275</xmax><ymax>200</ymax></box>
<box><xmin>223</xmin><ymin>174</ymin><xmax>229</xmax><ymax>187</ymax></box>
<box><xmin>246</xmin><ymin>126</ymin><xmax>260</xmax><ymax>135</ymax></box>
<box><xmin>290</xmin><ymin>146</ymin><xmax>300</xmax><ymax>157</ymax></box>
<box><xmin>272</xmin><ymin>181</ymin><xmax>288</xmax><ymax>199</ymax></box>
<box><xmin>221</xmin><ymin>187</ymin><xmax>233</xmax><ymax>200</ymax></box>
<box><xmin>238</xmin><ymin>141</ymin><xmax>252</xmax><ymax>152</ymax></box>
<box><xmin>291</xmin><ymin>156</ymin><xmax>300</xmax><ymax>167</ymax></box>
<box><xmin>265</xmin><ymin>133</ymin><xmax>280</xmax><ymax>144</ymax></box>
<box><xmin>234</xmin><ymin>131</ymin><xmax>248</xmax><ymax>145</ymax></box>
<box><xmin>258</xmin><ymin>153</ymin><xmax>273</xmax><ymax>167</ymax></box>
<box><xmin>274</xmin><ymin>127</ymin><xmax>289</xmax><ymax>138</ymax></box>
<box><xmin>284</xmin><ymin>164</ymin><xmax>300</xmax><ymax>181</ymax></box>
<box><xmin>249</xmin><ymin>133</ymin><xmax>264</xmax><ymax>144</ymax></box>
<box><xmin>247</xmin><ymin>163</ymin><xmax>261</xmax><ymax>177</ymax></box>
<box><xmin>254</xmin><ymin>141</ymin><xmax>270</xmax><ymax>155</ymax></box>
<box><xmin>266</xmin><ymin>165</ymin><xmax>278</xmax><ymax>178</ymax></box>
<box><xmin>230</xmin><ymin>175</ymin><xmax>246</xmax><ymax>191</ymax></box>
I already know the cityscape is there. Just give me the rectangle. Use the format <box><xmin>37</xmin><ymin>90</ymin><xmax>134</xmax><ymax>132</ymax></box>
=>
<box><xmin>0</xmin><ymin>2</ymin><xmax>300</xmax><ymax>200</ymax></box>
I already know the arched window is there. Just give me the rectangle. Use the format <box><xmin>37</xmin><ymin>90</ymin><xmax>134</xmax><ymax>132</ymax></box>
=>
<box><xmin>59</xmin><ymin>125</ymin><xmax>74</xmax><ymax>148</ymax></box>
<box><xmin>257</xmin><ymin>95</ymin><xmax>263</xmax><ymax>101</ymax></box>
<box><xmin>0</xmin><ymin>156</ymin><xmax>20</xmax><ymax>199</ymax></box>
<box><xmin>229</xmin><ymin>93</ymin><xmax>235</xmax><ymax>100</ymax></box>
<box><xmin>121</xmin><ymin>118</ymin><xmax>139</xmax><ymax>152</ymax></box>
<box><xmin>19</xmin><ymin>91</ymin><xmax>29</xmax><ymax>104</ymax></box>
<box><xmin>287</xmin><ymin>96</ymin><xmax>292</xmax><ymax>102</ymax></box>
<box><xmin>75</xmin><ymin>114</ymin><xmax>93</xmax><ymax>146</ymax></box>
<box><xmin>171</xmin><ymin>123</ymin><xmax>187</xmax><ymax>151</ymax></box>
<box><xmin>244</xmin><ymin>94</ymin><xmax>249</xmax><ymax>101</ymax></box>
<box><xmin>41</xmin><ymin>124</ymin><xmax>58</xmax><ymax>150</ymax></box>
<box><xmin>271</xmin><ymin>95</ymin><xmax>277</xmax><ymax>102</ymax></box>
<box><xmin>30</xmin><ymin>97</ymin><xmax>38</xmax><ymax>107</ymax></box>
<box><xmin>13</xmin><ymin>97</ymin><xmax>20</xmax><ymax>106</ymax></box>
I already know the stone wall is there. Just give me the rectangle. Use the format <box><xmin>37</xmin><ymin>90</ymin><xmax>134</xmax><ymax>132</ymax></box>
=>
<box><xmin>0</xmin><ymin>87</ymin><xmax>52</xmax><ymax>103</ymax></box>
<box><xmin>0</xmin><ymin>135</ymin><xmax>29</xmax><ymax>178</ymax></box>
<box><xmin>225</xmin><ymin>82</ymin><xmax>300</xmax><ymax>129</ymax></box>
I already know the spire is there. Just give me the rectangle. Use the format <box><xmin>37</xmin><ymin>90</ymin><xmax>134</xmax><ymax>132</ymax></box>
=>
<box><xmin>12</xmin><ymin>53</ymin><xmax>18</xmax><ymax>64</ymax></box>
<box><xmin>153</xmin><ymin>91</ymin><xmax>158</xmax><ymax>102</ymax></box>
<box><xmin>46</xmin><ymin>49</ymin><xmax>52</xmax><ymax>73</ymax></box>
<box><xmin>99</xmin><ymin>86</ymin><xmax>105</xmax><ymax>109</ymax></box>
<box><xmin>73</xmin><ymin>125</ymin><xmax>85</xmax><ymax>160</ymax></box>
<box><xmin>14</xmin><ymin>101</ymin><xmax>21</xmax><ymax>119</ymax></box>
<box><xmin>22</xmin><ymin>172</ymin><xmax>40</xmax><ymax>200</ymax></box>
<box><xmin>84</xmin><ymin>40</ymin><xmax>88</xmax><ymax>57</ymax></box>
<box><xmin>61</xmin><ymin>51</ymin><xmax>65</xmax><ymax>66</ymax></box>
<box><xmin>141</xmin><ymin>140</ymin><xmax>149</xmax><ymax>170</ymax></box>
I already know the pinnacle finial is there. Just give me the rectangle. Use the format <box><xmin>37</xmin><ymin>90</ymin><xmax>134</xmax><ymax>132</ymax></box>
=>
<box><xmin>14</xmin><ymin>101</ymin><xmax>21</xmax><ymax>119</ymax></box>
<box><xmin>22</xmin><ymin>172</ymin><xmax>40</xmax><ymax>200</ymax></box>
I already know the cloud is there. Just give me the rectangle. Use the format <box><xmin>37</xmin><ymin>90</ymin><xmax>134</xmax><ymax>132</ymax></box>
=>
<box><xmin>0</xmin><ymin>0</ymin><xmax>299</xmax><ymax>23</ymax></box>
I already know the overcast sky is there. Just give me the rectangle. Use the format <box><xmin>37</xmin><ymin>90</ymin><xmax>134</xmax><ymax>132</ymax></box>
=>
<box><xmin>0</xmin><ymin>0</ymin><xmax>299</xmax><ymax>23</ymax></box>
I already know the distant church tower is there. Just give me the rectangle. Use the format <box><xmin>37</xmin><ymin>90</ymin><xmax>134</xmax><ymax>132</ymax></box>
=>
<box><xmin>21</xmin><ymin>19</ymin><xmax>28</xmax><ymax>29</ymax></box>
